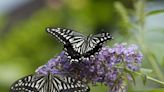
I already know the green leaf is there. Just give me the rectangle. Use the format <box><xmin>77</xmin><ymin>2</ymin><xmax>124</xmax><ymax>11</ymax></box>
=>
<box><xmin>124</xmin><ymin>69</ymin><xmax>136</xmax><ymax>85</ymax></box>
<box><xmin>141</xmin><ymin>74</ymin><xmax>147</xmax><ymax>85</ymax></box>
<box><xmin>146</xmin><ymin>9</ymin><xmax>164</xmax><ymax>16</ymax></box>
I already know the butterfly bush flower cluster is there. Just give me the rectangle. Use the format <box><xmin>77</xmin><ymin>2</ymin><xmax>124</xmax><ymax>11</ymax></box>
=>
<box><xmin>36</xmin><ymin>43</ymin><xmax>143</xmax><ymax>92</ymax></box>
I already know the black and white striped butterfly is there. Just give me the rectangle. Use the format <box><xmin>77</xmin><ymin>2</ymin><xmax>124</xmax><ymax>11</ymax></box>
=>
<box><xmin>46</xmin><ymin>27</ymin><xmax>113</xmax><ymax>62</ymax></box>
<box><xmin>10</xmin><ymin>72</ymin><xmax>90</xmax><ymax>92</ymax></box>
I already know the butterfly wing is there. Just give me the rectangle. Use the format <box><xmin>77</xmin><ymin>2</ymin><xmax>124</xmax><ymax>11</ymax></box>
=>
<box><xmin>46</xmin><ymin>28</ymin><xmax>112</xmax><ymax>62</ymax></box>
<box><xmin>83</xmin><ymin>32</ymin><xmax>112</xmax><ymax>58</ymax></box>
<box><xmin>60</xmin><ymin>87</ymin><xmax>90</xmax><ymax>92</ymax></box>
<box><xmin>46</xmin><ymin>27</ymin><xmax>85</xmax><ymax>45</ymax></box>
<box><xmin>10</xmin><ymin>73</ymin><xmax>59</xmax><ymax>92</ymax></box>
<box><xmin>46</xmin><ymin>27</ymin><xmax>86</xmax><ymax>62</ymax></box>
<box><xmin>10</xmin><ymin>75</ymin><xmax>39</xmax><ymax>92</ymax></box>
<box><xmin>10</xmin><ymin>73</ymin><xmax>90</xmax><ymax>92</ymax></box>
<box><xmin>59</xmin><ymin>76</ymin><xmax>90</xmax><ymax>92</ymax></box>
<box><xmin>63</xmin><ymin>81</ymin><xmax>90</xmax><ymax>92</ymax></box>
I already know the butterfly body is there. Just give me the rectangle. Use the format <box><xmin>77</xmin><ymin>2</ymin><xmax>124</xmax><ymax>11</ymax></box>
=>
<box><xmin>10</xmin><ymin>72</ymin><xmax>90</xmax><ymax>92</ymax></box>
<box><xmin>46</xmin><ymin>28</ymin><xmax>112</xmax><ymax>62</ymax></box>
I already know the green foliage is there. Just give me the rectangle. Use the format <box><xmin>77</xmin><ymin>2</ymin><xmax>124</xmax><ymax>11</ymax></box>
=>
<box><xmin>149</xmin><ymin>88</ymin><xmax>164</xmax><ymax>92</ymax></box>
<box><xmin>114</xmin><ymin>0</ymin><xmax>164</xmax><ymax>91</ymax></box>
<box><xmin>90</xmin><ymin>84</ymin><xmax>108</xmax><ymax>92</ymax></box>
<box><xmin>114</xmin><ymin>1</ymin><xmax>132</xmax><ymax>31</ymax></box>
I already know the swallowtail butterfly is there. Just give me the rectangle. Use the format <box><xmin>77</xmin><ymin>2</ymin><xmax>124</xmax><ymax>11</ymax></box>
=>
<box><xmin>10</xmin><ymin>72</ymin><xmax>90</xmax><ymax>92</ymax></box>
<box><xmin>46</xmin><ymin>27</ymin><xmax>112</xmax><ymax>62</ymax></box>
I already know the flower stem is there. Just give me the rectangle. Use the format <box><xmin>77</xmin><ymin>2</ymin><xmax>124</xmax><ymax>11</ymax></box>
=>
<box><xmin>135</xmin><ymin>72</ymin><xmax>164</xmax><ymax>85</ymax></box>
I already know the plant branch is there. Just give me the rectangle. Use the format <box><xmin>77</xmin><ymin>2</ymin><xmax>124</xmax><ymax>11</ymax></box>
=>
<box><xmin>135</xmin><ymin>72</ymin><xmax>164</xmax><ymax>85</ymax></box>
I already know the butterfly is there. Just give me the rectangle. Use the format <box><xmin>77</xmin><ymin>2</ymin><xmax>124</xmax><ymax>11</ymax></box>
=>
<box><xmin>10</xmin><ymin>72</ymin><xmax>90</xmax><ymax>92</ymax></box>
<box><xmin>46</xmin><ymin>27</ymin><xmax>113</xmax><ymax>62</ymax></box>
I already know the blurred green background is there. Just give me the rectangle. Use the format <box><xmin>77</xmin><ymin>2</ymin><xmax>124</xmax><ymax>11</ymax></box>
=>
<box><xmin>0</xmin><ymin>0</ymin><xmax>164</xmax><ymax>92</ymax></box>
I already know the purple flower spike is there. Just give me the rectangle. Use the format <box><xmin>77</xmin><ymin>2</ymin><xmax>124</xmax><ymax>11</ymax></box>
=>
<box><xmin>36</xmin><ymin>43</ymin><xmax>143</xmax><ymax>92</ymax></box>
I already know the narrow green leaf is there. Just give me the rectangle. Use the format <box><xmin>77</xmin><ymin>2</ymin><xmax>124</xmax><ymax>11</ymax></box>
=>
<box><xmin>114</xmin><ymin>2</ymin><xmax>129</xmax><ymax>21</ymax></box>
<box><xmin>141</xmin><ymin>74</ymin><xmax>147</xmax><ymax>85</ymax></box>
<box><xmin>114</xmin><ymin>1</ymin><xmax>131</xmax><ymax>29</ymax></box>
<box><xmin>146</xmin><ymin>9</ymin><xmax>164</xmax><ymax>16</ymax></box>
<box><xmin>124</xmin><ymin>69</ymin><xmax>136</xmax><ymax>85</ymax></box>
